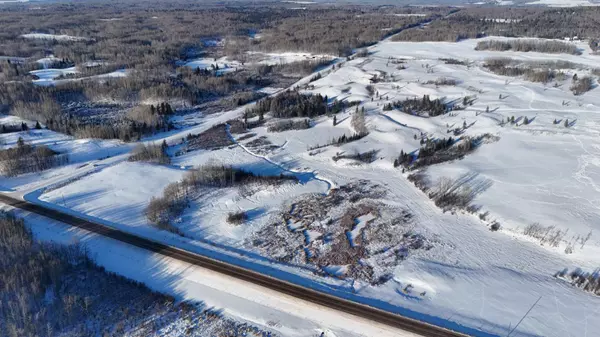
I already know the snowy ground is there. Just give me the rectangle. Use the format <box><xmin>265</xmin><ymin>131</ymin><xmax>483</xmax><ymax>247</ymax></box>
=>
<box><xmin>30</xmin><ymin>66</ymin><xmax>78</xmax><ymax>85</ymax></box>
<box><xmin>30</xmin><ymin>67</ymin><xmax>127</xmax><ymax>86</ymax></box>
<box><xmin>0</xmin><ymin>119</ymin><xmax>133</xmax><ymax>193</ymax></box>
<box><xmin>21</xmin><ymin>33</ymin><xmax>89</xmax><ymax>41</ymax></box>
<box><xmin>183</xmin><ymin>51</ymin><xmax>335</xmax><ymax>73</ymax></box>
<box><xmin>183</xmin><ymin>57</ymin><xmax>243</xmax><ymax>74</ymax></box>
<box><xmin>526</xmin><ymin>0</ymin><xmax>600</xmax><ymax>6</ymax></box>
<box><xmin>2</xmin><ymin>204</ymin><xmax>420</xmax><ymax>337</ymax></box>
<box><xmin>36</xmin><ymin>55</ymin><xmax>62</xmax><ymax>68</ymax></box>
<box><xmin>5</xmin><ymin>36</ymin><xmax>600</xmax><ymax>337</ymax></box>
<box><xmin>246</xmin><ymin>51</ymin><xmax>335</xmax><ymax>66</ymax></box>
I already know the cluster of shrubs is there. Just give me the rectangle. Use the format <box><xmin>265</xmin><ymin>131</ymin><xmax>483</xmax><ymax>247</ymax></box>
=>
<box><xmin>483</xmin><ymin>58</ymin><xmax>571</xmax><ymax>84</ymax></box>
<box><xmin>128</xmin><ymin>141</ymin><xmax>170</xmax><ymax>165</ymax></box>
<box><xmin>226</xmin><ymin>211</ymin><xmax>248</xmax><ymax>225</ymax></box>
<box><xmin>523</xmin><ymin>222</ymin><xmax>567</xmax><ymax>248</ymax></box>
<box><xmin>555</xmin><ymin>268</ymin><xmax>600</xmax><ymax>296</ymax></box>
<box><xmin>246</xmin><ymin>91</ymin><xmax>328</xmax><ymax>119</ymax></box>
<box><xmin>333</xmin><ymin>150</ymin><xmax>378</xmax><ymax>164</ymax></box>
<box><xmin>439</xmin><ymin>58</ymin><xmax>469</xmax><ymax>66</ymax></box>
<box><xmin>571</xmin><ymin>76</ymin><xmax>594</xmax><ymax>95</ymax></box>
<box><xmin>407</xmin><ymin>171</ymin><xmax>491</xmax><ymax>212</ymax></box>
<box><xmin>487</xmin><ymin>66</ymin><xmax>560</xmax><ymax>83</ymax></box>
<box><xmin>424</xmin><ymin>77</ymin><xmax>459</xmax><ymax>86</ymax></box>
<box><xmin>395</xmin><ymin>134</ymin><xmax>496</xmax><ymax>170</ymax></box>
<box><xmin>394</xmin><ymin>138</ymin><xmax>444</xmax><ymax>168</ymax></box>
<box><xmin>475</xmin><ymin>39</ymin><xmax>580</xmax><ymax>55</ymax></box>
<box><xmin>224</xmin><ymin>91</ymin><xmax>267</xmax><ymax>109</ymax></box>
<box><xmin>146</xmin><ymin>165</ymin><xmax>298</xmax><ymax>233</ymax></box>
<box><xmin>428</xmin><ymin>173</ymin><xmax>492</xmax><ymax>211</ymax></box>
<box><xmin>308</xmin><ymin>132</ymin><xmax>369</xmax><ymax>151</ymax></box>
<box><xmin>185</xmin><ymin>124</ymin><xmax>234</xmax><ymax>151</ymax></box>
<box><xmin>1</xmin><ymin>122</ymin><xmax>34</xmax><ymax>134</ymax></box>
<box><xmin>524</xmin><ymin>69</ymin><xmax>560</xmax><ymax>83</ymax></box>
<box><xmin>351</xmin><ymin>106</ymin><xmax>368</xmax><ymax>134</ymax></box>
<box><xmin>385</xmin><ymin>95</ymin><xmax>448</xmax><ymax>117</ymax></box>
<box><xmin>267</xmin><ymin>119</ymin><xmax>311</xmax><ymax>133</ymax></box>
<box><xmin>0</xmin><ymin>137</ymin><xmax>68</xmax><ymax>176</ymax></box>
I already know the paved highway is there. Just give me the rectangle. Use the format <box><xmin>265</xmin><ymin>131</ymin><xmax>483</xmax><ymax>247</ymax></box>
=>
<box><xmin>0</xmin><ymin>193</ymin><xmax>470</xmax><ymax>337</ymax></box>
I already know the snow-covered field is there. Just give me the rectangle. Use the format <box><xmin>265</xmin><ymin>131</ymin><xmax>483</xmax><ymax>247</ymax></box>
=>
<box><xmin>526</xmin><ymin>0</ymin><xmax>600</xmax><ymax>6</ymax></box>
<box><xmin>30</xmin><ymin>66</ymin><xmax>78</xmax><ymax>85</ymax></box>
<box><xmin>183</xmin><ymin>51</ymin><xmax>335</xmax><ymax>73</ymax></box>
<box><xmin>6</xmin><ymin>36</ymin><xmax>600</xmax><ymax>337</ymax></box>
<box><xmin>21</xmin><ymin>33</ymin><xmax>89</xmax><ymax>41</ymax></box>
<box><xmin>2</xmin><ymin>203</ymin><xmax>426</xmax><ymax>337</ymax></box>
<box><xmin>183</xmin><ymin>57</ymin><xmax>243</xmax><ymax>73</ymax></box>
<box><xmin>0</xmin><ymin>118</ymin><xmax>133</xmax><ymax>193</ymax></box>
<box><xmin>246</xmin><ymin>51</ymin><xmax>335</xmax><ymax>66</ymax></box>
<box><xmin>36</xmin><ymin>55</ymin><xmax>62</xmax><ymax>68</ymax></box>
<box><xmin>29</xmin><ymin>67</ymin><xmax>127</xmax><ymax>86</ymax></box>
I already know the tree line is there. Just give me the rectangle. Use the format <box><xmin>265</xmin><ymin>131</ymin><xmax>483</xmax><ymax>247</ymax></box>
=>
<box><xmin>0</xmin><ymin>211</ymin><xmax>277</xmax><ymax>337</ymax></box>
<box><xmin>475</xmin><ymin>39</ymin><xmax>579</xmax><ymax>55</ymax></box>
<box><xmin>0</xmin><ymin>137</ymin><xmax>68</xmax><ymax>176</ymax></box>
<box><xmin>246</xmin><ymin>90</ymin><xmax>329</xmax><ymax>119</ymax></box>
<box><xmin>394</xmin><ymin>6</ymin><xmax>600</xmax><ymax>42</ymax></box>
<box><xmin>146</xmin><ymin>165</ymin><xmax>298</xmax><ymax>233</ymax></box>
<box><xmin>385</xmin><ymin>95</ymin><xmax>448</xmax><ymax>117</ymax></box>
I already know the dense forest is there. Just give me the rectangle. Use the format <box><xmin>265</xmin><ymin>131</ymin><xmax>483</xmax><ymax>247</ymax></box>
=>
<box><xmin>0</xmin><ymin>3</ymin><xmax>437</xmax><ymax>142</ymax></box>
<box><xmin>0</xmin><ymin>212</ymin><xmax>276</xmax><ymax>337</ymax></box>
<box><xmin>246</xmin><ymin>91</ymin><xmax>328</xmax><ymax>119</ymax></box>
<box><xmin>0</xmin><ymin>137</ymin><xmax>68</xmax><ymax>176</ymax></box>
<box><xmin>3</xmin><ymin>3</ymin><xmax>598</xmax><ymax>142</ymax></box>
<box><xmin>393</xmin><ymin>7</ymin><xmax>600</xmax><ymax>42</ymax></box>
<box><xmin>385</xmin><ymin>95</ymin><xmax>449</xmax><ymax>117</ymax></box>
<box><xmin>475</xmin><ymin>39</ymin><xmax>580</xmax><ymax>54</ymax></box>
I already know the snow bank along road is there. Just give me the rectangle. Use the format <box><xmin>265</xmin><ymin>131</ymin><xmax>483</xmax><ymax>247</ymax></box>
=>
<box><xmin>0</xmin><ymin>193</ymin><xmax>468</xmax><ymax>337</ymax></box>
